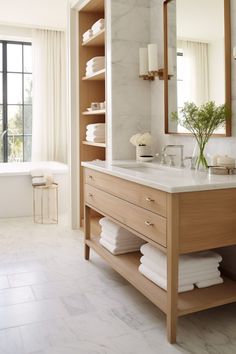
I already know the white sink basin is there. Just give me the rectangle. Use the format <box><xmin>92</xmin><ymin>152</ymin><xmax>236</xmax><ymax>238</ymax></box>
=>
<box><xmin>114</xmin><ymin>162</ymin><xmax>165</xmax><ymax>174</ymax></box>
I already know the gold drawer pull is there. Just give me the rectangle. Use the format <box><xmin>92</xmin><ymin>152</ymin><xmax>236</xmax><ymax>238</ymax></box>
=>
<box><xmin>88</xmin><ymin>193</ymin><xmax>93</xmax><ymax>197</ymax></box>
<box><xmin>145</xmin><ymin>197</ymin><xmax>155</xmax><ymax>202</ymax></box>
<box><xmin>144</xmin><ymin>220</ymin><xmax>154</xmax><ymax>227</ymax></box>
<box><xmin>88</xmin><ymin>175</ymin><xmax>94</xmax><ymax>180</ymax></box>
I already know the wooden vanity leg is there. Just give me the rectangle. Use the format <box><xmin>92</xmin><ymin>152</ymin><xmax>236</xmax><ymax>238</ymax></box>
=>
<box><xmin>166</xmin><ymin>194</ymin><xmax>179</xmax><ymax>343</ymax></box>
<box><xmin>84</xmin><ymin>205</ymin><xmax>91</xmax><ymax>260</ymax></box>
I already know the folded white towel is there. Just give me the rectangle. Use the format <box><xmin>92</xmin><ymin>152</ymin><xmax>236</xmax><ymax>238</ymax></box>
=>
<box><xmin>32</xmin><ymin>177</ymin><xmax>46</xmax><ymax>186</ymax></box>
<box><xmin>86</xmin><ymin>62</ymin><xmax>105</xmax><ymax>70</ymax></box>
<box><xmin>195</xmin><ymin>277</ymin><xmax>223</xmax><ymax>288</ymax></box>
<box><xmin>87</xmin><ymin>123</ymin><xmax>105</xmax><ymax>129</ymax></box>
<box><xmin>99</xmin><ymin>238</ymin><xmax>141</xmax><ymax>255</ymax></box>
<box><xmin>92</xmin><ymin>26</ymin><xmax>105</xmax><ymax>35</ymax></box>
<box><xmin>87</xmin><ymin>125</ymin><xmax>105</xmax><ymax>131</ymax></box>
<box><xmin>140</xmin><ymin>244</ymin><xmax>222</xmax><ymax>270</ymax></box>
<box><xmin>140</xmin><ymin>256</ymin><xmax>220</xmax><ymax>279</ymax></box>
<box><xmin>83</xmin><ymin>29</ymin><xmax>93</xmax><ymax>41</ymax></box>
<box><xmin>86</xmin><ymin>136</ymin><xmax>105</xmax><ymax>143</ymax></box>
<box><xmin>139</xmin><ymin>264</ymin><xmax>194</xmax><ymax>293</ymax></box>
<box><xmin>101</xmin><ymin>232</ymin><xmax>145</xmax><ymax>247</ymax></box>
<box><xmin>86</xmin><ymin>129</ymin><xmax>105</xmax><ymax>136</ymax></box>
<box><xmin>86</xmin><ymin>68</ymin><xmax>105</xmax><ymax>76</ymax></box>
<box><xmin>99</xmin><ymin>218</ymin><xmax>142</xmax><ymax>240</ymax></box>
<box><xmin>87</xmin><ymin>56</ymin><xmax>105</xmax><ymax>66</ymax></box>
<box><xmin>91</xmin><ymin>19</ymin><xmax>104</xmax><ymax>31</ymax></box>
<box><xmin>86</xmin><ymin>133</ymin><xmax>105</xmax><ymax>139</ymax></box>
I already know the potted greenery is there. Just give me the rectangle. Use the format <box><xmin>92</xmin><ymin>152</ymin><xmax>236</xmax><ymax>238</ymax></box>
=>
<box><xmin>172</xmin><ymin>101</ymin><xmax>229</xmax><ymax>170</ymax></box>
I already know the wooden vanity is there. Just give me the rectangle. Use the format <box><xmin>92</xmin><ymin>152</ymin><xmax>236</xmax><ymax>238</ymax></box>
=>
<box><xmin>83</xmin><ymin>164</ymin><xmax>236</xmax><ymax>343</ymax></box>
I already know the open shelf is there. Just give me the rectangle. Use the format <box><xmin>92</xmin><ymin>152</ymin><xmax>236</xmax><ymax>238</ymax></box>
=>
<box><xmin>82</xmin><ymin>69</ymin><xmax>105</xmax><ymax>81</ymax></box>
<box><xmin>83</xmin><ymin>141</ymin><xmax>106</xmax><ymax>148</ymax></box>
<box><xmin>79</xmin><ymin>0</ymin><xmax>104</xmax><ymax>12</ymax></box>
<box><xmin>82</xmin><ymin>29</ymin><xmax>105</xmax><ymax>47</ymax></box>
<box><xmin>86</xmin><ymin>234</ymin><xmax>236</xmax><ymax>318</ymax></box>
<box><xmin>82</xmin><ymin>109</ymin><xmax>106</xmax><ymax>116</ymax></box>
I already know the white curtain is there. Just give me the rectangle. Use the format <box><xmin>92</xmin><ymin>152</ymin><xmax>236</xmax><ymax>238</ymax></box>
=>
<box><xmin>32</xmin><ymin>29</ymin><xmax>67</xmax><ymax>162</ymax></box>
<box><xmin>179</xmin><ymin>40</ymin><xmax>209</xmax><ymax>106</ymax></box>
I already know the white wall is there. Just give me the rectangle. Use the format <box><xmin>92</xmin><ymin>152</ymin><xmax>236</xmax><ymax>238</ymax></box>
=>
<box><xmin>0</xmin><ymin>0</ymin><xmax>67</xmax><ymax>30</ymax></box>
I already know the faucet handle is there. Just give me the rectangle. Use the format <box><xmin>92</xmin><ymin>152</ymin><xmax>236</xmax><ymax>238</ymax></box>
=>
<box><xmin>184</xmin><ymin>156</ymin><xmax>196</xmax><ymax>169</ymax></box>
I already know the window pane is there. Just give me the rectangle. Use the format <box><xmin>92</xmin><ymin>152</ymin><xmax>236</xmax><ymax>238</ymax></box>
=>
<box><xmin>24</xmin><ymin>45</ymin><xmax>32</xmax><ymax>73</ymax></box>
<box><xmin>24</xmin><ymin>74</ymin><xmax>32</xmax><ymax>104</ymax></box>
<box><xmin>7</xmin><ymin>44</ymin><xmax>22</xmax><ymax>72</ymax></box>
<box><xmin>24</xmin><ymin>136</ymin><xmax>32</xmax><ymax>161</ymax></box>
<box><xmin>8</xmin><ymin>135</ymin><xmax>23</xmax><ymax>162</ymax></box>
<box><xmin>0</xmin><ymin>43</ymin><xmax>2</xmax><ymax>72</ymax></box>
<box><xmin>7</xmin><ymin>74</ymin><xmax>22</xmax><ymax>104</ymax></box>
<box><xmin>8</xmin><ymin>105</ymin><xmax>23</xmax><ymax>135</ymax></box>
<box><xmin>0</xmin><ymin>73</ymin><xmax>2</xmax><ymax>104</ymax></box>
<box><xmin>24</xmin><ymin>105</ymin><xmax>32</xmax><ymax>134</ymax></box>
<box><xmin>0</xmin><ymin>105</ymin><xmax>3</xmax><ymax>162</ymax></box>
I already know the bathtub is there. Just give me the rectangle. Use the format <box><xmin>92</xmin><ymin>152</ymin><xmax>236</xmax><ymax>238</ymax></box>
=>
<box><xmin>0</xmin><ymin>161</ymin><xmax>69</xmax><ymax>218</ymax></box>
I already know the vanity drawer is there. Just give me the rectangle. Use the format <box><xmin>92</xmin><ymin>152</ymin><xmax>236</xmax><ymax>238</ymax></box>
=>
<box><xmin>84</xmin><ymin>168</ymin><xmax>167</xmax><ymax>217</ymax></box>
<box><xmin>85</xmin><ymin>184</ymin><xmax>167</xmax><ymax>247</ymax></box>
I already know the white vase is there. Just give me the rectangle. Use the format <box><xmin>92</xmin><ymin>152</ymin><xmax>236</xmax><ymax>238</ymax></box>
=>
<box><xmin>136</xmin><ymin>145</ymin><xmax>151</xmax><ymax>161</ymax></box>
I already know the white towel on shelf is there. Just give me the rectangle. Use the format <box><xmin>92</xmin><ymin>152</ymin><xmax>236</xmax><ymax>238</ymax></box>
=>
<box><xmin>86</xmin><ymin>136</ymin><xmax>105</xmax><ymax>143</ymax></box>
<box><xmin>140</xmin><ymin>243</ymin><xmax>222</xmax><ymax>270</ymax></box>
<box><xmin>140</xmin><ymin>256</ymin><xmax>220</xmax><ymax>279</ymax></box>
<box><xmin>86</xmin><ymin>56</ymin><xmax>105</xmax><ymax>66</ymax></box>
<box><xmin>87</xmin><ymin>123</ymin><xmax>105</xmax><ymax>129</ymax></box>
<box><xmin>86</xmin><ymin>129</ymin><xmax>105</xmax><ymax>136</ymax></box>
<box><xmin>86</xmin><ymin>63</ymin><xmax>105</xmax><ymax>70</ymax></box>
<box><xmin>195</xmin><ymin>277</ymin><xmax>223</xmax><ymax>288</ymax></box>
<box><xmin>101</xmin><ymin>232</ymin><xmax>145</xmax><ymax>247</ymax></box>
<box><xmin>87</xmin><ymin>125</ymin><xmax>105</xmax><ymax>132</ymax></box>
<box><xmin>99</xmin><ymin>238</ymin><xmax>141</xmax><ymax>255</ymax></box>
<box><xmin>99</xmin><ymin>217</ymin><xmax>142</xmax><ymax>240</ymax></box>
<box><xmin>86</xmin><ymin>131</ymin><xmax>105</xmax><ymax>138</ymax></box>
<box><xmin>91</xmin><ymin>19</ymin><xmax>105</xmax><ymax>31</ymax></box>
<box><xmin>139</xmin><ymin>264</ymin><xmax>194</xmax><ymax>293</ymax></box>
<box><xmin>83</xmin><ymin>29</ymin><xmax>93</xmax><ymax>41</ymax></box>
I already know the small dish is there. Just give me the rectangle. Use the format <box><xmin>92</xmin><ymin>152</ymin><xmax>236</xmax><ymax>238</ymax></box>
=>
<box><xmin>139</xmin><ymin>155</ymin><xmax>154</xmax><ymax>162</ymax></box>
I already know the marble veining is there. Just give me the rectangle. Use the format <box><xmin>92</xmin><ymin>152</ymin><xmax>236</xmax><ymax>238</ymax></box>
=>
<box><xmin>0</xmin><ymin>216</ymin><xmax>235</xmax><ymax>353</ymax></box>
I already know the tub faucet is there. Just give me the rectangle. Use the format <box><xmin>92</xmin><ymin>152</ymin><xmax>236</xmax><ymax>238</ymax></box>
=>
<box><xmin>161</xmin><ymin>144</ymin><xmax>184</xmax><ymax>168</ymax></box>
<box><xmin>1</xmin><ymin>129</ymin><xmax>8</xmax><ymax>139</ymax></box>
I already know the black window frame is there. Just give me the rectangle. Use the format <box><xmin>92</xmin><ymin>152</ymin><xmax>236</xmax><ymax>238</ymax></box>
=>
<box><xmin>0</xmin><ymin>40</ymin><xmax>32</xmax><ymax>163</ymax></box>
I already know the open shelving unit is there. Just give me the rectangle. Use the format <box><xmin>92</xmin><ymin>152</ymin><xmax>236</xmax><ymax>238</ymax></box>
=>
<box><xmin>78</xmin><ymin>0</ymin><xmax>106</xmax><ymax>224</ymax></box>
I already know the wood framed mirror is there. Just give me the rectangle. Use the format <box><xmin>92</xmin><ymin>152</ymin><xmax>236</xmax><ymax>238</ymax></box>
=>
<box><xmin>163</xmin><ymin>0</ymin><xmax>231</xmax><ymax>136</ymax></box>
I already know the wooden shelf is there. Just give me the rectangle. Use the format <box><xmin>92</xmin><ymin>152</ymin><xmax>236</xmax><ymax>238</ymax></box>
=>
<box><xmin>82</xmin><ymin>109</ymin><xmax>106</xmax><ymax>116</ymax></box>
<box><xmin>79</xmin><ymin>0</ymin><xmax>104</xmax><ymax>12</ymax></box>
<box><xmin>82</xmin><ymin>29</ymin><xmax>105</xmax><ymax>47</ymax></box>
<box><xmin>86</xmin><ymin>235</ymin><xmax>236</xmax><ymax>318</ymax></box>
<box><xmin>82</xmin><ymin>69</ymin><xmax>105</xmax><ymax>81</ymax></box>
<box><xmin>82</xmin><ymin>141</ymin><xmax>106</xmax><ymax>147</ymax></box>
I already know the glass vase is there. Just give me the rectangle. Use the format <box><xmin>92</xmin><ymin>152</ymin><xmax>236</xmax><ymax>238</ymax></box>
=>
<box><xmin>192</xmin><ymin>141</ymin><xmax>208</xmax><ymax>171</ymax></box>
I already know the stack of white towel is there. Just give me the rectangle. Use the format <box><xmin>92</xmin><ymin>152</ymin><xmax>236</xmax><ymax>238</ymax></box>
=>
<box><xmin>139</xmin><ymin>243</ymin><xmax>223</xmax><ymax>293</ymax></box>
<box><xmin>99</xmin><ymin>217</ymin><xmax>145</xmax><ymax>255</ymax></box>
<box><xmin>82</xmin><ymin>19</ymin><xmax>105</xmax><ymax>44</ymax></box>
<box><xmin>86</xmin><ymin>123</ymin><xmax>105</xmax><ymax>143</ymax></box>
<box><xmin>86</xmin><ymin>56</ymin><xmax>105</xmax><ymax>77</ymax></box>
<box><xmin>31</xmin><ymin>169</ymin><xmax>54</xmax><ymax>186</ymax></box>
<box><xmin>91</xmin><ymin>18</ymin><xmax>105</xmax><ymax>35</ymax></box>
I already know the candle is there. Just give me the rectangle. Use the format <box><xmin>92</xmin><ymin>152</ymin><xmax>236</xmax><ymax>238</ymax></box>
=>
<box><xmin>148</xmin><ymin>44</ymin><xmax>158</xmax><ymax>72</ymax></box>
<box><xmin>139</xmin><ymin>48</ymin><xmax>148</xmax><ymax>76</ymax></box>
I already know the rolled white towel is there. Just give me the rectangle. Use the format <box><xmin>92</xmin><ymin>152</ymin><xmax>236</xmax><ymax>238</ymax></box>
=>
<box><xmin>86</xmin><ymin>56</ymin><xmax>105</xmax><ymax>66</ymax></box>
<box><xmin>83</xmin><ymin>29</ymin><xmax>93</xmax><ymax>41</ymax></box>
<box><xmin>140</xmin><ymin>244</ymin><xmax>222</xmax><ymax>270</ymax></box>
<box><xmin>99</xmin><ymin>238</ymin><xmax>141</xmax><ymax>255</ymax></box>
<box><xmin>139</xmin><ymin>264</ymin><xmax>194</xmax><ymax>293</ymax></box>
<box><xmin>86</xmin><ymin>136</ymin><xmax>105</xmax><ymax>143</ymax></box>
<box><xmin>195</xmin><ymin>277</ymin><xmax>223</xmax><ymax>288</ymax></box>
<box><xmin>101</xmin><ymin>232</ymin><xmax>145</xmax><ymax>247</ymax></box>
<box><xmin>140</xmin><ymin>256</ymin><xmax>220</xmax><ymax>278</ymax></box>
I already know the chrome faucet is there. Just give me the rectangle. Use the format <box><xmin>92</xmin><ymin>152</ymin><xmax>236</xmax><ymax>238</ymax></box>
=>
<box><xmin>161</xmin><ymin>145</ymin><xmax>184</xmax><ymax>168</ymax></box>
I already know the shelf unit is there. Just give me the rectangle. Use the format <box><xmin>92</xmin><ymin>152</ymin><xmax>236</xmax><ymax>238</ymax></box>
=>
<box><xmin>79</xmin><ymin>0</ymin><xmax>106</xmax><ymax>223</ymax></box>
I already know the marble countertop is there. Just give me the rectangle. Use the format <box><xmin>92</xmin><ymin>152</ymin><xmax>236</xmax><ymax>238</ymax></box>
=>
<box><xmin>81</xmin><ymin>160</ymin><xmax>236</xmax><ymax>193</ymax></box>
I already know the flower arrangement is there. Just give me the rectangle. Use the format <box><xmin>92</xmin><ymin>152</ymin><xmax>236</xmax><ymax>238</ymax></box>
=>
<box><xmin>172</xmin><ymin>101</ymin><xmax>229</xmax><ymax>170</ymax></box>
<box><xmin>130</xmin><ymin>132</ymin><xmax>152</xmax><ymax>147</ymax></box>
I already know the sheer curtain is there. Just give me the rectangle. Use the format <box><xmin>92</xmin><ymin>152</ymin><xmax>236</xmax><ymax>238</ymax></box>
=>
<box><xmin>32</xmin><ymin>29</ymin><xmax>67</xmax><ymax>162</ymax></box>
<box><xmin>179</xmin><ymin>40</ymin><xmax>209</xmax><ymax>106</ymax></box>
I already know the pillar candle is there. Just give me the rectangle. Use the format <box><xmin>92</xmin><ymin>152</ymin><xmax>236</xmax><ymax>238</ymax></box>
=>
<box><xmin>139</xmin><ymin>48</ymin><xmax>148</xmax><ymax>76</ymax></box>
<box><xmin>148</xmin><ymin>44</ymin><xmax>158</xmax><ymax>72</ymax></box>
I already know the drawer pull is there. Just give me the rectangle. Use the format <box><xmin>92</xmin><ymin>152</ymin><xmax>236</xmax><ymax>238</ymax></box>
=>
<box><xmin>145</xmin><ymin>197</ymin><xmax>155</xmax><ymax>203</ymax></box>
<box><xmin>88</xmin><ymin>193</ymin><xmax>93</xmax><ymax>197</ymax></box>
<box><xmin>144</xmin><ymin>220</ymin><xmax>154</xmax><ymax>227</ymax></box>
<box><xmin>88</xmin><ymin>175</ymin><xmax>94</xmax><ymax>180</ymax></box>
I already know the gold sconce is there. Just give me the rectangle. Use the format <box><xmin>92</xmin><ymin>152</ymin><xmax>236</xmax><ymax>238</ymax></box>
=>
<box><xmin>139</xmin><ymin>44</ymin><xmax>174</xmax><ymax>81</ymax></box>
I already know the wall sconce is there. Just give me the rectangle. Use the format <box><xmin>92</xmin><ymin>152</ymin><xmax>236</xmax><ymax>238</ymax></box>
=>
<box><xmin>139</xmin><ymin>44</ymin><xmax>174</xmax><ymax>81</ymax></box>
<box><xmin>233</xmin><ymin>47</ymin><xmax>236</xmax><ymax>60</ymax></box>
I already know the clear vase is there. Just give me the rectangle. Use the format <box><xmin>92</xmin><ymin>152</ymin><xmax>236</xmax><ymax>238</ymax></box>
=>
<box><xmin>192</xmin><ymin>141</ymin><xmax>208</xmax><ymax>171</ymax></box>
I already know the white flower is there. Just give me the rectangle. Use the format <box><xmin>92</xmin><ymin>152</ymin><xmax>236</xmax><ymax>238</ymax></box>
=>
<box><xmin>130</xmin><ymin>132</ymin><xmax>152</xmax><ymax>146</ymax></box>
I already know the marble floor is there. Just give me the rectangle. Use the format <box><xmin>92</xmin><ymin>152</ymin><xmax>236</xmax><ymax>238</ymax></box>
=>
<box><xmin>0</xmin><ymin>216</ymin><xmax>235</xmax><ymax>354</ymax></box>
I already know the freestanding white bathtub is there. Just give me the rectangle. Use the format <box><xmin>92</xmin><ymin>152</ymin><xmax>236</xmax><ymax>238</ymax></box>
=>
<box><xmin>0</xmin><ymin>161</ymin><xmax>69</xmax><ymax>218</ymax></box>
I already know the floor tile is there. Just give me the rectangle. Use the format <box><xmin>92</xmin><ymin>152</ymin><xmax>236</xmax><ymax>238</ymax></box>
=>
<box><xmin>8</xmin><ymin>272</ymin><xmax>49</xmax><ymax>288</ymax></box>
<box><xmin>0</xmin><ymin>287</ymin><xmax>35</xmax><ymax>306</ymax></box>
<box><xmin>0</xmin><ymin>276</ymin><xmax>9</xmax><ymax>290</ymax></box>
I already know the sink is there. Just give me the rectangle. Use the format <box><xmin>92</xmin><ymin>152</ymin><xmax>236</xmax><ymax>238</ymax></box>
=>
<box><xmin>114</xmin><ymin>162</ymin><xmax>164</xmax><ymax>175</ymax></box>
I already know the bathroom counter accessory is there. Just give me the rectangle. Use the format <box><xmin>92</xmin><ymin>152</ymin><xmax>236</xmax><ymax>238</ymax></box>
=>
<box><xmin>83</xmin><ymin>164</ymin><xmax>236</xmax><ymax>344</ymax></box>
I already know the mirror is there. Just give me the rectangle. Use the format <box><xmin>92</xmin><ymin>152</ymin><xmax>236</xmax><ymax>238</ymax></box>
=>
<box><xmin>164</xmin><ymin>0</ymin><xmax>231</xmax><ymax>135</ymax></box>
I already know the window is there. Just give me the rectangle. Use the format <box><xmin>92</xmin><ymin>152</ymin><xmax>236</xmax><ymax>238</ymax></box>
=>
<box><xmin>0</xmin><ymin>41</ymin><xmax>32</xmax><ymax>162</ymax></box>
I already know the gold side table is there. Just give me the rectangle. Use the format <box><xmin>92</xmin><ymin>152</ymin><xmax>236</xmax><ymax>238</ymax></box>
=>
<box><xmin>33</xmin><ymin>183</ymin><xmax>58</xmax><ymax>224</ymax></box>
